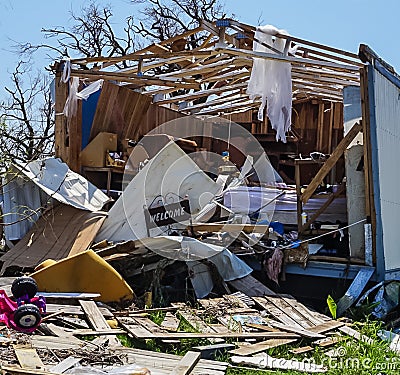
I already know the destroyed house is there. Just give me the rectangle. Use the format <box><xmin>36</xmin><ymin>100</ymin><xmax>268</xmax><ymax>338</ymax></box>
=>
<box><xmin>5</xmin><ymin>19</ymin><xmax>400</xmax><ymax>296</ymax></box>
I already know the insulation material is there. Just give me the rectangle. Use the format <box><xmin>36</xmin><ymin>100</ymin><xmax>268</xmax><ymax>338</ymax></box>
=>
<box><xmin>247</xmin><ymin>25</ymin><xmax>294</xmax><ymax>142</ymax></box>
<box><xmin>63</xmin><ymin>77</ymin><xmax>79</xmax><ymax>119</ymax></box>
<box><xmin>76</xmin><ymin>79</ymin><xmax>103</xmax><ymax>100</ymax></box>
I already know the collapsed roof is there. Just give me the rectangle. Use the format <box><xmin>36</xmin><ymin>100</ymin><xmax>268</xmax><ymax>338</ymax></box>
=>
<box><xmin>62</xmin><ymin>19</ymin><xmax>362</xmax><ymax>117</ymax></box>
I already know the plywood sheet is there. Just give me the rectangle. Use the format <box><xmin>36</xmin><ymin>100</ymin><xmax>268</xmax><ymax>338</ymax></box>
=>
<box><xmin>0</xmin><ymin>205</ymin><xmax>106</xmax><ymax>274</ymax></box>
<box><xmin>90</xmin><ymin>81</ymin><xmax>152</xmax><ymax>141</ymax></box>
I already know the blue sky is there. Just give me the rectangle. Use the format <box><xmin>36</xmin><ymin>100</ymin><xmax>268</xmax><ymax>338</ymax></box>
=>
<box><xmin>1</xmin><ymin>0</ymin><xmax>399</xmax><ymax>95</ymax></box>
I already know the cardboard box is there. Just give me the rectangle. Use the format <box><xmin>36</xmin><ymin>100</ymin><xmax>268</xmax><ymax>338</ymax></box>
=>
<box><xmin>80</xmin><ymin>132</ymin><xmax>117</xmax><ymax>167</ymax></box>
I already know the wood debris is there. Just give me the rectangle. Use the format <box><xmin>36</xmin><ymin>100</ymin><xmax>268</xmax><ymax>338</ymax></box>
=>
<box><xmin>0</xmin><ymin>276</ymin><xmax>374</xmax><ymax>374</ymax></box>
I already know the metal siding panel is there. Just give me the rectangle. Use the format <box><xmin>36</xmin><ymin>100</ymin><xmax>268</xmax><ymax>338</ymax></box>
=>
<box><xmin>373</xmin><ymin>67</ymin><xmax>400</xmax><ymax>271</ymax></box>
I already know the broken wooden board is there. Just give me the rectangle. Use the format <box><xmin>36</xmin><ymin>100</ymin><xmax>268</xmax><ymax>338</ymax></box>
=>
<box><xmin>14</xmin><ymin>345</ymin><xmax>45</xmax><ymax>371</ymax></box>
<box><xmin>125</xmin><ymin>330</ymin><xmax>300</xmax><ymax>340</ymax></box>
<box><xmin>161</xmin><ymin>312</ymin><xmax>180</xmax><ymax>332</ymax></box>
<box><xmin>118</xmin><ymin>316</ymin><xmax>156</xmax><ymax>339</ymax></box>
<box><xmin>230</xmin><ymin>338</ymin><xmax>298</xmax><ymax>356</ymax></box>
<box><xmin>264</xmin><ymin>320</ymin><xmax>326</xmax><ymax>339</ymax></box>
<box><xmin>253</xmin><ymin>296</ymin><xmax>305</xmax><ymax>329</ymax></box>
<box><xmin>308</xmin><ymin>320</ymin><xmax>344</xmax><ymax>334</ymax></box>
<box><xmin>278</xmin><ymin>294</ymin><xmax>326</xmax><ymax>326</ymax></box>
<box><xmin>199</xmin><ymin>296</ymin><xmax>257</xmax><ymax>315</ymax></box>
<box><xmin>291</xmin><ymin>346</ymin><xmax>314</xmax><ymax>355</ymax></box>
<box><xmin>110</xmin><ymin>347</ymin><xmax>229</xmax><ymax>375</ymax></box>
<box><xmin>228</xmin><ymin>274</ymin><xmax>275</xmax><ymax>297</ymax></box>
<box><xmin>0</xmin><ymin>205</ymin><xmax>106</xmax><ymax>274</ymax></box>
<box><xmin>30</xmin><ymin>335</ymin><xmax>83</xmax><ymax>350</ymax></box>
<box><xmin>45</xmin><ymin>303</ymin><xmax>113</xmax><ymax>317</ymax></box>
<box><xmin>79</xmin><ymin>300</ymin><xmax>111</xmax><ymax>331</ymax></box>
<box><xmin>79</xmin><ymin>299</ymin><xmax>122</xmax><ymax>347</ymax></box>
<box><xmin>174</xmin><ymin>303</ymin><xmax>218</xmax><ymax>334</ymax></box>
<box><xmin>301</xmin><ymin>122</ymin><xmax>363</xmax><ymax>204</ymax></box>
<box><xmin>339</xmin><ymin>325</ymin><xmax>374</xmax><ymax>344</ymax></box>
<box><xmin>171</xmin><ymin>351</ymin><xmax>201</xmax><ymax>375</ymax></box>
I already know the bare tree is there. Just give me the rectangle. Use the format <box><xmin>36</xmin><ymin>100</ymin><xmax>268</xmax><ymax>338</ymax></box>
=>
<box><xmin>17</xmin><ymin>2</ymin><xmax>138</xmax><ymax>68</ymax></box>
<box><xmin>17</xmin><ymin>0</ymin><xmax>228</xmax><ymax>61</ymax></box>
<box><xmin>0</xmin><ymin>62</ymin><xmax>54</xmax><ymax>166</ymax></box>
<box><xmin>4</xmin><ymin>0</ymin><xmax>229</xmax><ymax>167</ymax></box>
<box><xmin>132</xmin><ymin>0</ymin><xmax>227</xmax><ymax>48</ymax></box>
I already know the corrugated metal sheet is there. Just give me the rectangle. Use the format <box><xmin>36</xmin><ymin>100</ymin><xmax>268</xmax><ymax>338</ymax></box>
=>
<box><xmin>2</xmin><ymin>158</ymin><xmax>111</xmax><ymax>241</ymax></box>
<box><xmin>371</xmin><ymin>66</ymin><xmax>400</xmax><ymax>271</ymax></box>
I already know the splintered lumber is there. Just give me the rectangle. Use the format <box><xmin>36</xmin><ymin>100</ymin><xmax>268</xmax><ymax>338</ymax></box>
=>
<box><xmin>119</xmin><ymin>315</ymin><xmax>300</xmax><ymax>339</ymax></box>
<box><xmin>242</xmin><ymin>321</ymin><xmax>344</xmax><ymax>356</ymax></box>
<box><xmin>230</xmin><ymin>339</ymin><xmax>298</xmax><ymax>356</ymax></box>
<box><xmin>161</xmin><ymin>312</ymin><xmax>181</xmax><ymax>332</ymax></box>
<box><xmin>14</xmin><ymin>345</ymin><xmax>45</xmax><ymax>370</ymax></box>
<box><xmin>79</xmin><ymin>300</ymin><xmax>111</xmax><ymax>331</ymax></box>
<box><xmin>174</xmin><ymin>304</ymin><xmax>217</xmax><ymax>334</ymax></box>
<box><xmin>79</xmin><ymin>299</ymin><xmax>121</xmax><ymax>347</ymax></box>
<box><xmin>32</xmin><ymin>323</ymin><xmax>85</xmax><ymax>350</ymax></box>
<box><xmin>132</xmin><ymin>316</ymin><xmax>168</xmax><ymax>334</ymax></box>
<box><xmin>46</xmin><ymin>303</ymin><xmax>113</xmax><ymax>317</ymax></box>
<box><xmin>118</xmin><ymin>316</ymin><xmax>156</xmax><ymax>339</ymax></box>
<box><xmin>313</xmin><ymin>336</ymin><xmax>342</xmax><ymax>347</ymax></box>
<box><xmin>31</xmin><ymin>335</ymin><xmax>83</xmax><ymax>350</ymax></box>
<box><xmin>142</xmin><ymin>332</ymin><xmax>301</xmax><ymax>340</ymax></box>
<box><xmin>73</xmin><ymin>329</ymin><xmax>126</xmax><ymax>336</ymax></box>
<box><xmin>339</xmin><ymin>325</ymin><xmax>374</xmax><ymax>344</ymax></box>
<box><xmin>228</xmin><ymin>275</ymin><xmax>275</xmax><ymax>297</ymax></box>
<box><xmin>231</xmin><ymin>354</ymin><xmax>327</xmax><ymax>373</ymax></box>
<box><xmin>308</xmin><ymin>320</ymin><xmax>344</xmax><ymax>333</ymax></box>
<box><xmin>266</xmin><ymin>321</ymin><xmax>326</xmax><ymax>339</ymax></box>
<box><xmin>111</xmin><ymin>347</ymin><xmax>228</xmax><ymax>375</ymax></box>
<box><xmin>253</xmin><ymin>296</ymin><xmax>305</xmax><ymax>329</ymax></box>
<box><xmin>265</xmin><ymin>296</ymin><xmax>313</xmax><ymax>329</ymax></box>
<box><xmin>278</xmin><ymin>294</ymin><xmax>326</xmax><ymax>326</ymax></box>
<box><xmin>301</xmin><ymin>122</ymin><xmax>362</xmax><ymax>204</ymax></box>
<box><xmin>171</xmin><ymin>351</ymin><xmax>201</xmax><ymax>375</ymax></box>
<box><xmin>291</xmin><ymin>346</ymin><xmax>314</xmax><ymax>354</ymax></box>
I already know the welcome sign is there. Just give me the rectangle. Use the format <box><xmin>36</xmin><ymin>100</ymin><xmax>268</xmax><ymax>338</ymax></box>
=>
<box><xmin>146</xmin><ymin>200</ymin><xmax>191</xmax><ymax>228</ymax></box>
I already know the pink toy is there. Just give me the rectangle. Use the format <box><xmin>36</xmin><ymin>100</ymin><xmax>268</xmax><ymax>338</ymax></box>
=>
<box><xmin>0</xmin><ymin>277</ymin><xmax>46</xmax><ymax>333</ymax></box>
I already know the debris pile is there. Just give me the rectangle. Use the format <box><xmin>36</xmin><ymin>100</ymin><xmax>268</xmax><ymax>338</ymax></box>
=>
<box><xmin>0</xmin><ymin>275</ymin><xmax>379</xmax><ymax>374</ymax></box>
<box><xmin>2</xmin><ymin>17</ymin><xmax>400</xmax><ymax>375</ymax></box>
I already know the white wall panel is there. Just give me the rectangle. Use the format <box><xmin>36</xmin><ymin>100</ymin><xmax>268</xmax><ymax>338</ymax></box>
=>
<box><xmin>372</xmin><ymin>68</ymin><xmax>400</xmax><ymax>271</ymax></box>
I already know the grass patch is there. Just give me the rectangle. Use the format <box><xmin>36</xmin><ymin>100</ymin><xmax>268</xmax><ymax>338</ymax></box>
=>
<box><xmin>118</xmin><ymin>312</ymin><xmax>400</xmax><ymax>374</ymax></box>
<box><xmin>229</xmin><ymin>319</ymin><xmax>400</xmax><ymax>375</ymax></box>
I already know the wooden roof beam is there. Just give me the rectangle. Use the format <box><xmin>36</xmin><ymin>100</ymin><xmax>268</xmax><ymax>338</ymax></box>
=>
<box><xmin>230</xmin><ymin>20</ymin><xmax>360</xmax><ymax>60</ymax></box>
<box><xmin>183</xmin><ymin>91</ymin><xmax>246</xmax><ymax>113</ymax></box>
<box><xmin>292</xmin><ymin>70</ymin><xmax>359</xmax><ymax>86</ymax></box>
<box><xmin>70</xmin><ymin>69</ymin><xmax>200</xmax><ymax>89</ymax></box>
<box><xmin>218</xmin><ymin>46</ymin><xmax>359</xmax><ymax>72</ymax></box>
<box><xmin>154</xmin><ymin>82</ymin><xmax>248</xmax><ymax>105</ymax></box>
<box><xmin>197</xmin><ymin>100</ymin><xmax>260</xmax><ymax>116</ymax></box>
